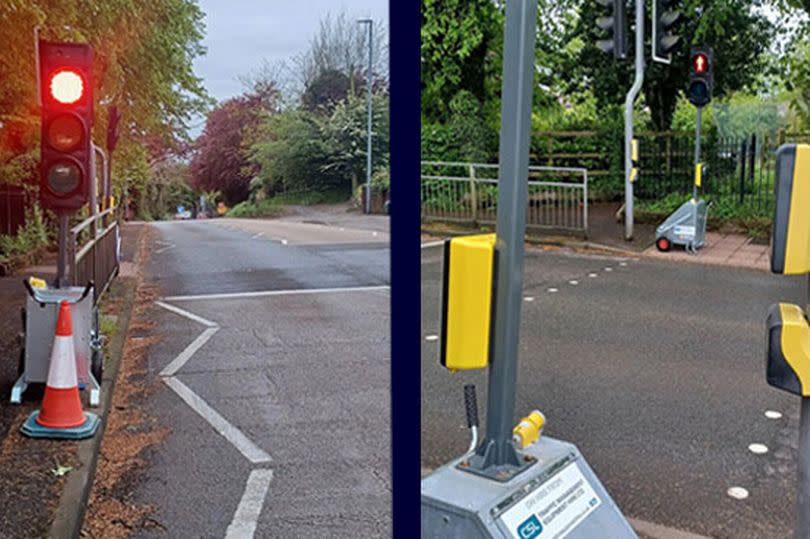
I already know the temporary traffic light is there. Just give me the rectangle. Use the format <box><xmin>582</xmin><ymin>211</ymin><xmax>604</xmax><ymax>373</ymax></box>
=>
<box><xmin>653</xmin><ymin>0</ymin><xmax>683</xmax><ymax>63</ymax></box>
<box><xmin>39</xmin><ymin>41</ymin><xmax>94</xmax><ymax>211</ymax></box>
<box><xmin>595</xmin><ymin>0</ymin><xmax>627</xmax><ymax>60</ymax></box>
<box><xmin>687</xmin><ymin>46</ymin><xmax>714</xmax><ymax>107</ymax></box>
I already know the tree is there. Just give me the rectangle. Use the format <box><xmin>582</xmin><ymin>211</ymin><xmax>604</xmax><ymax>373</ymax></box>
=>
<box><xmin>555</xmin><ymin>0</ymin><xmax>775</xmax><ymax>130</ymax></box>
<box><xmin>191</xmin><ymin>83</ymin><xmax>279</xmax><ymax>204</ymax></box>
<box><xmin>420</xmin><ymin>0</ymin><xmax>503</xmax><ymax>123</ymax></box>
<box><xmin>302</xmin><ymin>68</ymin><xmax>360</xmax><ymax>112</ymax></box>
<box><xmin>0</xmin><ymin>0</ymin><xmax>211</xmax><ymax>214</ymax></box>
<box><xmin>290</xmin><ymin>11</ymin><xmax>388</xmax><ymax>100</ymax></box>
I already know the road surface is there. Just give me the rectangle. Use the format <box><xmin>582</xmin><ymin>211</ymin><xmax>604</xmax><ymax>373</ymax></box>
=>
<box><xmin>421</xmin><ymin>244</ymin><xmax>805</xmax><ymax>539</ymax></box>
<box><xmin>131</xmin><ymin>216</ymin><xmax>391</xmax><ymax>538</ymax></box>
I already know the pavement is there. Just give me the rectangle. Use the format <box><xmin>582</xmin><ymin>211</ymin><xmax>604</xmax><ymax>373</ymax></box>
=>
<box><xmin>645</xmin><ymin>232</ymin><xmax>771</xmax><ymax>272</ymax></box>
<box><xmin>420</xmin><ymin>241</ymin><xmax>805</xmax><ymax>539</ymax></box>
<box><xmin>89</xmin><ymin>213</ymin><xmax>391</xmax><ymax>538</ymax></box>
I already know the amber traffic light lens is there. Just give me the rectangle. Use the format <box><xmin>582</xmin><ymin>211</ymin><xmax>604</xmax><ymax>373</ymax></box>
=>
<box><xmin>47</xmin><ymin>162</ymin><xmax>81</xmax><ymax>194</ymax></box>
<box><xmin>47</xmin><ymin>114</ymin><xmax>84</xmax><ymax>151</ymax></box>
<box><xmin>49</xmin><ymin>69</ymin><xmax>84</xmax><ymax>105</ymax></box>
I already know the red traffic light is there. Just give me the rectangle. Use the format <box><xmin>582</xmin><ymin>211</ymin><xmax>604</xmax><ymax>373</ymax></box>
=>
<box><xmin>692</xmin><ymin>53</ymin><xmax>708</xmax><ymax>74</ymax></box>
<box><xmin>48</xmin><ymin>69</ymin><xmax>85</xmax><ymax>105</ymax></box>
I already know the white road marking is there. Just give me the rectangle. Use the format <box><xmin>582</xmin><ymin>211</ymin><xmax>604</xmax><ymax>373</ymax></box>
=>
<box><xmin>225</xmin><ymin>469</ymin><xmax>274</xmax><ymax>539</ymax></box>
<box><xmin>604</xmin><ymin>267</ymin><xmax>613</xmax><ymax>272</ymax></box>
<box><xmin>160</xmin><ymin>327</ymin><xmax>219</xmax><ymax>377</ymax></box>
<box><xmin>727</xmin><ymin>487</ymin><xmax>749</xmax><ymax>500</ymax></box>
<box><xmin>569</xmin><ymin>280</ymin><xmax>579</xmax><ymax>285</ymax></box>
<box><xmin>155</xmin><ymin>240</ymin><xmax>174</xmax><ymax>246</ymax></box>
<box><xmin>251</xmin><ymin>233</ymin><xmax>264</xmax><ymax>239</ymax></box>
<box><xmin>421</xmin><ymin>240</ymin><xmax>444</xmax><ymax>249</ymax></box>
<box><xmin>372</xmin><ymin>231</ymin><xmax>378</xmax><ymax>237</ymax></box>
<box><xmin>548</xmin><ymin>288</ymin><xmax>558</xmax><ymax>293</ymax></box>
<box><xmin>154</xmin><ymin>301</ymin><xmax>218</xmax><ymax>327</ymax></box>
<box><xmin>155</xmin><ymin>244</ymin><xmax>175</xmax><ymax>255</ymax></box>
<box><xmin>627</xmin><ymin>518</ymin><xmax>712</xmax><ymax>539</ymax></box>
<box><xmin>524</xmin><ymin>296</ymin><xmax>535</xmax><ymax>302</ymax></box>
<box><xmin>620</xmin><ymin>261</ymin><xmax>628</xmax><ymax>267</ymax></box>
<box><xmin>162</xmin><ymin>285</ymin><xmax>390</xmax><ymax>302</ymax></box>
<box><xmin>425</xmin><ymin>334</ymin><xmax>439</xmax><ymax>341</ymax></box>
<box><xmin>765</xmin><ymin>410</ymin><xmax>783</xmax><ymax>419</ymax></box>
<box><xmin>748</xmin><ymin>443</ymin><xmax>768</xmax><ymax>455</ymax></box>
<box><xmin>588</xmin><ymin>273</ymin><xmax>598</xmax><ymax>278</ymax></box>
<box><xmin>164</xmin><ymin>376</ymin><xmax>272</xmax><ymax>464</ymax></box>
<box><xmin>280</xmin><ymin>239</ymin><xmax>288</xmax><ymax>245</ymax></box>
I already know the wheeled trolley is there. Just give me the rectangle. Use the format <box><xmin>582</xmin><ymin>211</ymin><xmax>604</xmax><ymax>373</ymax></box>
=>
<box><xmin>655</xmin><ymin>198</ymin><xmax>709</xmax><ymax>253</ymax></box>
<box><xmin>11</xmin><ymin>280</ymin><xmax>103</xmax><ymax>406</ymax></box>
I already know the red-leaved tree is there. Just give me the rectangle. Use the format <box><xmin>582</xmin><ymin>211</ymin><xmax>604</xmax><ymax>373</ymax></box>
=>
<box><xmin>191</xmin><ymin>83</ymin><xmax>279</xmax><ymax>204</ymax></box>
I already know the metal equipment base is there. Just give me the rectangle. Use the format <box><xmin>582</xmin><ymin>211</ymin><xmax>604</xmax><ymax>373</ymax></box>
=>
<box><xmin>20</xmin><ymin>411</ymin><xmax>100</xmax><ymax>440</ymax></box>
<box><xmin>422</xmin><ymin>437</ymin><xmax>636</xmax><ymax>539</ymax></box>
<box><xmin>655</xmin><ymin>198</ymin><xmax>709</xmax><ymax>254</ymax></box>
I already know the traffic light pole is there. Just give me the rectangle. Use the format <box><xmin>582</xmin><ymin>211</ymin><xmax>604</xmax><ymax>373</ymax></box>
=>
<box><xmin>624</xmin><ymin>0</ymin><xmax>645</xmax><ymax>241</ymax></box>
<box><xmin>56</xmin><ymin>212</ymin><xmax>69</xmax><ymax>288</ymax></box>
<box><xmin>468</xmin><ymin>0</ymin><xmax>538</xmax><ymax>478</ymax></box>
<box><xmin>693</xmin><ymin>106</ymin><xmax>702</xmax><ymax>200</ymax></box>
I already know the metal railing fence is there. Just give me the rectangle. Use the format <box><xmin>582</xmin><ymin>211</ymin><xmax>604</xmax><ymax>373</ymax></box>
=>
<box><xmin>421</xmin><ymin>161</ymin><xmax>588</xmax><ymax>232</ymax></box>
<box><xmin>70</xmin><ymin>207</ymin><xmax>120</xmax><ymax>302</ymax></box>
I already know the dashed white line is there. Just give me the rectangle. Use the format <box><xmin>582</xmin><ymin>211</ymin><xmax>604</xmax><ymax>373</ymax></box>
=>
<box><xmin>548</xmin><ymin>288</ymin><xmax>558</xmax><ymax>293</ymax></box>
<box><xmin>160</xmin><ymin>327</ymin><xmax>219</xmax><ymax>377</ymax></box>
<box><xmin>604</xmin><ymin>267</ymin><xmax>613</xmax><ymax>272</ymax></box>
<box><xmin>155</xmin><ymin>244</ymin><xmax>176</xmax><ymax>254</ymax></box>
<box><xmin>727</xmin><ymin>487</ymin><xmax>749</xmax><ymax>500</ymax></box>
<box><xmin>251</xmin><ymin>233</ymin><xmax>264</xmax><ymax>239</ymax></box>
<box><xmin>425</xmin><ymin>334</ymin><xmax>439</xmax><ymax>341</ymax></box>
<box><xmin>280</xmin><ymin>239</ymin><xmax>288</xmax><ymax>245</ymax></box>
<box><xmin>588</xmin><ymin>273</ymin><xmax>598</xmax><ymax>278</ymax></box>
<box><xmin>154</xmin><ymin>300</ymin><xmax>218</xmax><ymax>327</ymax></box>
<box><xmin>225</xmin><ymin>469</ymin><xmax>274</xmax><ymax>539</ymax></box>
<box><xmin>524</xmin><ymin>296</ymin><xmax>535</xmax><ymax>302</ymax></box>
<box><xmin>748</xmin><ymin>443</ymin><xmax>769</xmax><ymax>455</ymax></box>
<box><xmin>569</xmin><ymin>280</ymin><xmax>579</xmax><ymax>285</ymax></box>
<box><xmin>620</xmin><ymin>262</ymin><xmax>628</xmax><ymax>267</ymax></box>
<box><xmin>164</xmin><ymin>376</ymin><xmax>272</xmax><ymax>464</ymax></box>
<box><xmin>765</xmin><ymin>410</ymin><xmax>783</xmax><ymax>419</ymax></box>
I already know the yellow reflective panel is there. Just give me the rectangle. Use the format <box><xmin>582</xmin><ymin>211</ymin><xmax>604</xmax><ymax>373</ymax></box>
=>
<box><xmin>779</xmin><ymin>303</ymin><xmax>810</xmax><ymax>396</ymax></box>
<box><xmin>441</xmin><ymin>234</ymin><xmax>496</xmax><ymax>371</ymax></box>
<box><xmin>785</xmin><ymin>146</ymin><xmax>810</xmax><ymax>274</ymax></box>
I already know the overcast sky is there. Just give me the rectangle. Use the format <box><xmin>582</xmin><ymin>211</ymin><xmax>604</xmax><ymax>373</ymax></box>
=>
<box><xmin>193</xmin><ymin>0</ymin><xmax>388</xmax><ymax>107</ymax></box>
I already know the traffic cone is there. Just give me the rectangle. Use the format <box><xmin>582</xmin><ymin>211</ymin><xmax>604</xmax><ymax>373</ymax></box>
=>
<box><xmin>21</xmin><ymin>300</ymin><xmax>100</xmax><ymax>439</ymax></box>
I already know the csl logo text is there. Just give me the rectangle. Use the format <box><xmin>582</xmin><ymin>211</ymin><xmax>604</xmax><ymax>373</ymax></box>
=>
<box><xmin>517</xmin><ymin>515</ymin><xmax>543</xmax><ymax>539</ymax></box>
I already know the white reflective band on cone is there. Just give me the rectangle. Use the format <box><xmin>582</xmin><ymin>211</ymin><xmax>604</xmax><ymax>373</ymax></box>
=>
<box><xmin>46</xmin><ymin>334</ymin><xmax>78</xmax><ymax>389</ymax></box>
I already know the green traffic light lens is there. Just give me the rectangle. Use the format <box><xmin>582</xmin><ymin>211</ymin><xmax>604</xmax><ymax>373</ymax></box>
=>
<box><xmin>47</xmin><ymin>162</ymin><xmax>81</xmax><ymax>194</ymax></box>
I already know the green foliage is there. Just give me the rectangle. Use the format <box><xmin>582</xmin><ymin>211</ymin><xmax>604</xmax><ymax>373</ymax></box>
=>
<box><xmin>422</xmin><ymin>91</ymin><xmax>498</xmax><ymax>163</ymax></box>
<box><xmin>0</xmin><ymin>205</ymin><xmax>50</xmax><ymax>260</ymax></box>
<box><xmin>371</xmin><ymin>168</ymin><xmax>390</xmax><ymax>191</ymax></box>
<box><xmin>420</xmin><ymin>0</ymin><xmax>503</xmax><ymax>123</ymax></box>
<box><xmin>249</xmin><ymin>93</ymin><xmax>389</xmax><ymax>198</ymax></box>
<box><xmin>227</xmin><ymin>199</ymin><xmax>286</xmax><ymax>218</ymax></box>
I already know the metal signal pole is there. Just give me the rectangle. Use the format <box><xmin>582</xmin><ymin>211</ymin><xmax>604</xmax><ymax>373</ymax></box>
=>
<box><xmin>358</xmin><ymin>18</ymin><xmax>373</xmax><ymax>214</ymax></box>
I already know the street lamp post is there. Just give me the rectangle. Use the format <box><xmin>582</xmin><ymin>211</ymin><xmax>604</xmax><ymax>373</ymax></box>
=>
<box><xmin>358</xmin><ymin>18</ymin><xmax>373</xmax><ymax>214</ymax></box>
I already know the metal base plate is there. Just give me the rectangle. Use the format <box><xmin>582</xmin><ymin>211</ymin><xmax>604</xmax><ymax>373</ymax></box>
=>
<box><xmin>421</xmin><ymin>437</ymin><xmax>637</xmax><ymax>539</ymax></box>
<box><xmin>20</xmin><ymin>411</ymin><xmax>100</xmax><ymax>440</ymax></box>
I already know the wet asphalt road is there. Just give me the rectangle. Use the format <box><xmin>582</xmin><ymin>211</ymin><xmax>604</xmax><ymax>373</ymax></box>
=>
<box><xmin>421</xmin><ymin>245</ymin><xmax>805</xmax><ymax>539</ymax></box>
<box><xmin>133</xmin><ymin>218</ymin><xmax>390</xmax><ymax>538</ymax></box>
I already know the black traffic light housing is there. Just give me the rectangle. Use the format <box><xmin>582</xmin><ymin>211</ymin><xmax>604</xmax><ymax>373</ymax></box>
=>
<box><xmin>653</xmin><ymin>0</ymin><xmax>683</xmax><ymax>63</ymax></box>
<box><xmin>687</xmin><ymin>46</ymin><xmax>714</xmax><ymax>107</ymax></box>
<box><xmin>596</xmin><ymin>0</ymin><xmax>627</xmax><ymax>60</ymax></box>
<box><xmin>38</xmin><ymin>41</ymin><xmax>94</xmax><ymax>211</ymax></box>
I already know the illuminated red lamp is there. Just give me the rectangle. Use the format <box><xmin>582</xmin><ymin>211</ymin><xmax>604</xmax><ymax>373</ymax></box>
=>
<box><xmin>692</xmin><ymin>53</ymin><xmax>708</xmax><ymax>75</ymax></box>
<box><xmin>49</xmin><ymin>69</ymin><xmax>85</xmax><ymax>105</ymax></box>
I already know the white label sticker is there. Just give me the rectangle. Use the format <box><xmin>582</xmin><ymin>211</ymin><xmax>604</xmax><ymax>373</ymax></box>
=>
<box><xmin>500</xmin><ymin>463</ymin><xmax>601</xmax><ymax>539</ymax></box>
<box><xmin>673</xmin><ymin>225</ymin><xmax>696</xmax><ymax>239</ymax></box>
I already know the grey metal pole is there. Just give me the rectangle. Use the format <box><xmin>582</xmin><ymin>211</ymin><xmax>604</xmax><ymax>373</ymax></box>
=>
<box><xmin>473</xmin><ymin>0</ymin><xmax>538</xmax><ymax>473</ymax></box>
<box><xmin>56</xmin><ymin>212</ymin><xmax>69</xmax><ymax>288</ymax></box>
<box><xmin>359</xmin><ymin>19</ymin><xmax>373</xmax><ymax>215</ymax></box>
<box><xmin>624</xmin><ymin>0</ymin><xmax>645</xmax><ymax>241</ymax></box>
<box><xmin>693</xmin><ymin>107</ymin><xmax>702</xmax><ymax>201</ymax></box>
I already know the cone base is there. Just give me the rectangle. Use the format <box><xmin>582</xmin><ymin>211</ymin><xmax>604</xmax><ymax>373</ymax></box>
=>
<box><xmin>21</xmin><ymin>411</ymin><xmax>100</xmax><ymax>440</ymax></box>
